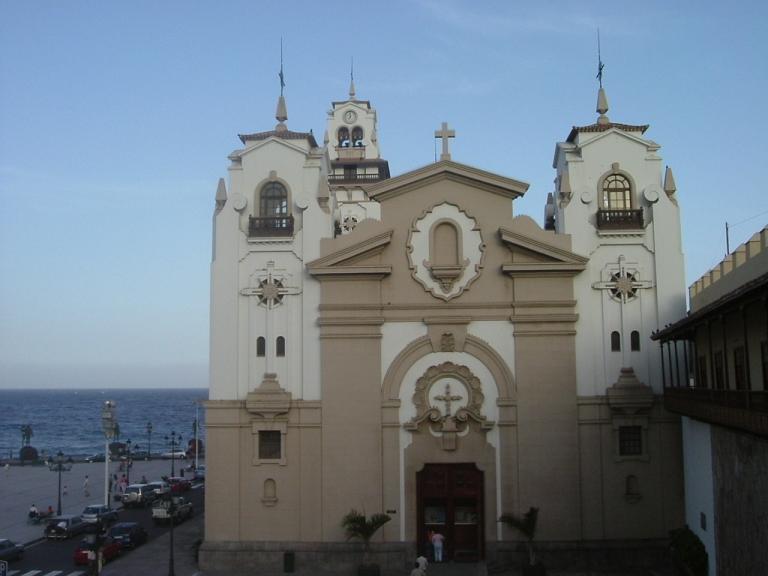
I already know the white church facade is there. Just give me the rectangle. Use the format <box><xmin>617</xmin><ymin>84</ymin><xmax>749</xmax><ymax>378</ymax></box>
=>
<box><xmin>201</xmin><ymin>80</ymin><xmax>686</xmax><ymax>573</ymax></box>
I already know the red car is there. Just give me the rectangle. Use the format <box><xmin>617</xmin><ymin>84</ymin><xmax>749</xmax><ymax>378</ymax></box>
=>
<box><xmin>73</xmin><ymin>534</ymin><xmax>121</xmax><ymax>566</ymax></box>
<box><xmin>168</xmin><ymin>476</ymin><xmax>192</xmax><ymax>492</ymax></box>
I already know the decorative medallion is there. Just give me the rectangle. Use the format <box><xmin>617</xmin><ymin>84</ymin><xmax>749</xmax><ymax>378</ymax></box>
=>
<box><xmin>404</xmin><ymin>362</ymin><xmax>493</xmax><ymax>451</ymax></box>
<box><xmin>407</xmin><ymin>202</ymin><xmax>484</xmax><ymax>301</ymax></box>
<box><xmin>342</xmin><ymin>215</ymin><xmax>358</xmax><ymax>233</ymax></box>
<box><xmin>592</xmin><ymin>255</ymin><xmax>653</xmax><ymax>304</ymax></box>
<box><xmin>240</xmin><ymin>261</ymin><xmax>300</xmax><ymax>307</ymax></box>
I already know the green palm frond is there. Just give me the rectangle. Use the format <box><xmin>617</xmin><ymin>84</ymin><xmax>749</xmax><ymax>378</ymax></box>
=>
<box><xmin>341</xmin><ymin>509</ymin><xmax>391</xmax><ymax>544</ymax></box>
<box><xmin>499</xmin><ymin>506</ymin><xmax>539</xmax><ymax>542</ymax></box>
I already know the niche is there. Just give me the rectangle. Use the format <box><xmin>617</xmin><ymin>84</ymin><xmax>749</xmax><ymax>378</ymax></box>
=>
<box><xmin>262</xmin><ymin>478</ymin><xmax>278</xmax><ymax>506</ymax></box>
<box><xmin>425</xmin><ymin>220</ymin><xmax>467</xmax><ymax>293</ymax></box>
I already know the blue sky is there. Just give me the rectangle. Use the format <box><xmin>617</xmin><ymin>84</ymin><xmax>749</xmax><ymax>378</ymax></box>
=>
<box><xmin>1</xmin><ymin>1</ymin><xmax>767</xmax><ymax>388</ymax></box>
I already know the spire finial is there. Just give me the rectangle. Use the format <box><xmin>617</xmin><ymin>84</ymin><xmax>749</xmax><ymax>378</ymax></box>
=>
<box><xmin>349</xmin><ymin>57</ymin><xmax>356</xmax><ymax>99</ymax></box>
<box><xmin>275</xmin><ymin>38</ymin><xmax>288</xmax><ymax>130</ymax></box>
<box><xmin>595</xmin><ymin>29</ymin><xmax>610</xmax><ymax>125</ymax></box>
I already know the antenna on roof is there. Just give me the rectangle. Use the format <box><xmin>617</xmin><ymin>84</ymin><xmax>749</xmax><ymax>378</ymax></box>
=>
<box><xmin>279</xmin><ymin>38</ymin><xmax>286</xmax><ymax>97</ymax></box>
<box><xmin>275</xmin><ymin>38</ymin><xmax>288</xmax><ymax>129</ymax></box>
<box><xmin>596</xmin><ymin>29</ymin><xmax>604</xmax><ymax>88</ymax></box>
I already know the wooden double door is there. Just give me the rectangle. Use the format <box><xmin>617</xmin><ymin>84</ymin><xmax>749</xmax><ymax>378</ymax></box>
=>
<box><xmin>416</xmin><ymin>463</ymin><xmax>484</xmax><ymax>562</ymax></box>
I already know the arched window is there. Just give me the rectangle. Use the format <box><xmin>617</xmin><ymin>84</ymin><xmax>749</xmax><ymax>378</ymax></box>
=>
<box><xmin>611</xmin><ymin>331</ymin><xmax>621</xmax><ymax>351</ymax></box>
<box><xmin>276</xmin><ymin>336</ymin><xmax>285</xmax><ymax>357</ymax></box>
<box><xmin>351</xmin><ymin>126</ymin><xmax>364</xmax><ymax>147</ymax></box>
<box><xmin>260</xmin><ymin>182</ymin><xmax>288</xmax><ymax>218</ymax></box>
<box><xmin>602</xmin><ymin>173</ymin><xmax>632</xmax><ymax>210</ymax></box>
<box><xmin>338</xmin><ymin>127</ymin><xmax>350</xmax><ymax>147</ymax></box>
<box><xmin>257</xmin><ymin>337</ymin><xmax>266</xmax><ymax>357</ymax></box>
<box><xmin>631</xmin><ymin>330</ymin><xmax>641</xmax><ymax>351</ymax></box>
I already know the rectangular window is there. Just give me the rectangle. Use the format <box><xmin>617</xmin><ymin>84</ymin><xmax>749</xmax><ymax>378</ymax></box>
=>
<box><xmin>714</xmin><ymin>351</ymin><xmax>724</xmax><ymax>389</ymax></box>
<box><xmin>697</xmin><ymin>356</ymin><xmax>708</xmax><ymax>388</ymax></box>
<box><xmin>734</xmin><ymin>346</ymin><xmax>747</xmax><ymax>390</ymax></box>
<box><xmin>258</xmin><ymin>431</ymin><xmax>281</xmax><ymax>460</ymax></box>
<box><xmin>619</xmin><ymin>426</ymin><xmax>643</xmax><ymax>456</ymax></box>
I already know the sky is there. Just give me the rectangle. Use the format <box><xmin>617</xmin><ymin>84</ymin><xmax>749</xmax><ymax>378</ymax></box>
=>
<box><xmin>1</xmin><ymin>1</ymin><xmax>767</xmax><ymax>389</ymax></box>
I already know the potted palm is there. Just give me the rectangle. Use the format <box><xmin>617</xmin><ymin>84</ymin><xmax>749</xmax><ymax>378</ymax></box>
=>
<box><xmin>499</xmin><ymin>506</ymin><xmax>546</xmax><ymax>576</ymax></box>
<box><xmin>341</xmin><ymin>509</ymin><xmax>391</xmax><ymax>576</ymax></box>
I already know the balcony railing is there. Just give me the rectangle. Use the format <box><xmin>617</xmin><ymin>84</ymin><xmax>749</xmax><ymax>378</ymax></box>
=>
<box><xmin>328</xmin><ymin>172</ymin><xmax>385</xmax><ymax>184</ymax></box>
<box><xmin>248</xmin><ymin>215</ymin><xmax>294</xmax><ymax>237</ymax></box>
<box><xmin>664</xmin><ymin>386</ymin><xmax>768</xmax><ymax>437</ymax></box>
<box><xmin>597</xmin><ymin>209</ymin><xmax>644</xmax><ymax>229</ymax></box>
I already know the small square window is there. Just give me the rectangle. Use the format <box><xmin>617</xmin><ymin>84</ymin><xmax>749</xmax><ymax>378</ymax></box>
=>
<box><xmin>258</xmin><ymin>431</ymin><xmax>281</xmax><ymax>460</ymax></box>
<box><xmin>619</xmin><ymin>426</ymin><xmax>642</xmax><ymax>456</ymax></box>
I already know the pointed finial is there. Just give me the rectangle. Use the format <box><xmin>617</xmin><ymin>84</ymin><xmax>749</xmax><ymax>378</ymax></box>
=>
<box><xmin>664</xmin><ymin>166</ymin><xmax>677</xmax><ymax>195</ymax></box>
<box><xmin>215</xmin><ymin>178</ymin><xmax>227</xmax><ymax>211</ymax></box>
<box><xmin>349</xmin><ymin>57</ymin><xmax>356</xmax><ymax>99</ymax></box>
<box><xmin>275</xmin><ymin>38</ymin><xmax>288</xmax><ymax>130</ymax></box>
<box><xmin>559</xmin><ymin>171</ymin><xmax>572</xmax><ymax>199</ymax></box>
<box><xmin>595</xmin><ymin>29</ymin><xmax>610</xmax><ymax>125</ymax></box>
<box><xmin>323</xmin><ymin>129</ymin><xmax>329</xmax><ymax>145</ymax></box>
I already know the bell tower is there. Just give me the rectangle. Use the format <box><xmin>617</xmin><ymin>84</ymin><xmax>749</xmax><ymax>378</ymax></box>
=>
<box><xmin>325</xmin><ymin>71</ymin><xmax>390</xmax><ymax>235</ymax></box>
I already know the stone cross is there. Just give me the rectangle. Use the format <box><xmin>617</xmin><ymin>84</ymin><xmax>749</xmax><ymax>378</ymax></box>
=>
<box><xmin>240</xmin><ymin>261</ymin><xmax>300</xmax><ymax>373</ymax></box>
<box><xmin>434</xmin><ymin>122</ymin><xmax>455</xmax><ymax>161</ymax></box>
<box><xmin>434</xmin><ymin>382</ymin><xmax>462</xmax><ymax>417</ymax></box>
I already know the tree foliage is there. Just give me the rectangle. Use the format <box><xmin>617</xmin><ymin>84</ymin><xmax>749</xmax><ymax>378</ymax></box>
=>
<box><xmin>500</xmin><ymin>506</ymin><xmax>540</xmax><ymax>566</ymax></box>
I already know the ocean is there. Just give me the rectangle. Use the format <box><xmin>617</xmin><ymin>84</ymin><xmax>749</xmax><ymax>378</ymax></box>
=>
<box><xmin>0</xmin><ymin>388</ymin><xmax>207</xmax><ymax>460</ymax></box>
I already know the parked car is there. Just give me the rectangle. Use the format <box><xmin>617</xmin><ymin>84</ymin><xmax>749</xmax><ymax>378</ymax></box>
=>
<box><xmin>193</xmin><ymin>465</ymin><xmax>206</xmax><ymax>482</ymax></box>
<box><xmin>151</xmin><ymin>496</ymin><xmax>194</xmax><ymax>525</ymax></box>
<box><xmin>107</xmin><ymin>522</ymin><xmax>148</xmax><ymax>549</ymax></box>
<box><xmin>84</xmin><ymin>453</ymin><xmax>105</xmax><ymax>463</ymax></box>
<box><xmin>44</xmin><ymin>515</ymin><xmax>89</xmax><ymax>539</ymax></box>
<box><xmin>168</xmin><ymin>476</ymin><xmax>192</xmax><ymax>492</ymax></box>
<box><xmin>81</xmin><ymin>504</ymin><xmax>119</xmax><ymax>525</ymax></box>
<box><xmin>120</xmin><ymin>484</ymin><xmax>157</xmax><ymax>508</ymax></box>
<box><xmin>145</xmin><ymin>480</ymin><xmax>170</xmax><ymax>497</ymax></box>
<box><xmin>0</xmin><ymin>538</ymin><xmax>24</xmax><ymax>561</ymax></box>
<box><xmin>73</xmin><ymin>534</ymin><xmax>121</xmax><ymax>566</ymax></box>
<box><xmin>160</xmin><ymin>450</ymin><xmax>187</xmax><ymax>460</ymax></box>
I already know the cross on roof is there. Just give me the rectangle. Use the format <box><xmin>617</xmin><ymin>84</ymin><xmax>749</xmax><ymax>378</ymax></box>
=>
<box><xmin>434</xmin><ymin>382</ymin><xmax>462</xmax><ymax>417</ymax></box>
<box><xmin>434</xmin><ymin>122</ymin><xmax>455</xmax><ymax>161</ymax></box>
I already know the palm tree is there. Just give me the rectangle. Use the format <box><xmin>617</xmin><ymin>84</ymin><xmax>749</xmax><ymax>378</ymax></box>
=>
<box><xmin>500</xmin><ymin>506</ymin><xmax>540</xmax><ymax>567</ymax></box>
<box><xmin>341</xmin><ymin>509</ymin><xmax>391</xmax><ymax>571</ymax></box>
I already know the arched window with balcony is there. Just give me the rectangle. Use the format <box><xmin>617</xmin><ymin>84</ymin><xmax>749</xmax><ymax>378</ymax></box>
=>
<box><xmin>338</xmin><ymin>127</ymin><xmax>350</xmax><ymax>147</ymax></box>
<box><xmin>351</xmin><ymin>126</ymin><xmax>364</xmax><ymax>147</ymax></box>
<box><xmin>250</xmin><ymin>181</ymin><xmax>292</xmax><ymax>237</ymax></box>
<box><xmin>602</xmin><ymin>173</ymin><xmax>632</xmax><ymax>210</ymax></box>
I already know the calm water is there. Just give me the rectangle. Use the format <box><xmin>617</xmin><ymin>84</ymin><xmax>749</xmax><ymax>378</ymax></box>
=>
<box><xmin>0</xmin><ymin>388</ymin><xmax>207</xmax><ymax>460</ymax></box>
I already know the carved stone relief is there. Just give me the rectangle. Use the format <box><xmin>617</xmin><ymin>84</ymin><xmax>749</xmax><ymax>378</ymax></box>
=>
<box><xmin>404</xmin><ymin>362</ymin><xmax>493</xmax><ymax>450</ymax></box>
<box><xmin>407</xmin><ymin>202</ymin><xmax>484</xmax><ymax>300</ymax></box>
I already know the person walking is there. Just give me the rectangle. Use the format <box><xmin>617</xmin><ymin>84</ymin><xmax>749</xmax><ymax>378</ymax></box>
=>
<box><xmin>431</xmin><ymin>530</ymin><xmax>445</xmax><ymax>563</ymax></box>
<box><xmin>83</xmin><ymin>474</ymin><xmax>90</xmax><ymax>497</ymax></box>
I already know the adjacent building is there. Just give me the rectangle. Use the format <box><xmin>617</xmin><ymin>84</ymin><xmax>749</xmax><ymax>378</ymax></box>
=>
<box><xmin>654</xmin><ymin>227</ymin><xmax>768</xmax><ymax>576</ymax></box>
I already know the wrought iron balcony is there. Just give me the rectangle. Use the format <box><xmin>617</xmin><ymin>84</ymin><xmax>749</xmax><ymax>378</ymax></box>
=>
<box><xmin>248</xmin><ymin>215</ymin><xmax>294</xmax><ymax>237</ymax></box>
<box><xmin>327</xmin><ymin>172</ymin><xmax>386</xmax><ymax>184</ymax></box>
<box><xmin>596</xmin><ymin>209</ymin><xmax>644</xmax><ymax>229</ymax></box>
<box><xmin>664</xmin><ymin>386</ymin><xmax>768</xmax><ymax>437</ymax></box>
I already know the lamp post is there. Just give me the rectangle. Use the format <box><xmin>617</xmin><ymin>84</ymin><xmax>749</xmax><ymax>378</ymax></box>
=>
<box><xmin>146</xmin><ymin>422</ymin><xmax>153</xmax><ymax>460</ymax></box>
<box><xmin>101</xmin><ymin>401</ymin><xmax>117</xmax><ymax>509</ymax></box>
<box><xmin>165</xmin><ymin>431</ymin><xmax>182</xmax><ymax>576</ymax></box>
<box><xmin>125</xmin><ymin>439</ymin><xmax>132</xmax><ymax>486</ymax></box>
<box><xmin>54</xmin><ymin>451</ymin><xmax>65</xmax><ymax>515</ymax></box>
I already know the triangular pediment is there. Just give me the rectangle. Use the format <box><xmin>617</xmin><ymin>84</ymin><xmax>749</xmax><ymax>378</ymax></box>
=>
<box><xmin>229</xmin><ymin>136</ymin><xmax>312</xmax><ymax>161</ymax></box>
<box><xmin>576</xmin><ymin>127</ymin><xmax>660</xmax><ymax>152</ymax></box>
<box><xmin>366</xmin><ymin>159</ymin><xmax>528</xmax><ymax>202</ymax></box>
<box><xmin>307</xmin><ymin>220</ymin><xmax>393</xmax><ymax>277</ymax></box>
<box><xmin>500</xmin><ymin>216</ymin><xmax>587</xmax><ymax>276</ymax></box>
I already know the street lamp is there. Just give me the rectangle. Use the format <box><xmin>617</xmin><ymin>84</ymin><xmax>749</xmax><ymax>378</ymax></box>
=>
<box><xmin>164</xmin><ymin>431</ymin><xmax>182</xmax><ymax>576</ymax></box>
<box><xmin>101</xmin><ymin>401</ymin><xmax>117</xmax><ymax>508</ymax></box>
<box><xmin>146</xmin><ymin>422</ymin><xmax>153</xmax><ymax>460</ymax></box>
<box><xmin>125</xmin><ymin>439</ymin><xmax>132</xmax><ymax>486</ymax></box>
<box><xmin>54</xmin><ymin>451</ymin><xmax>65</xmax><ymax>515</ymax></box>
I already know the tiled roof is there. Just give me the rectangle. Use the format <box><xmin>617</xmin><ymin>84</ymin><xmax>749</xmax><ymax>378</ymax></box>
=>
<box><xmin>238</xmin><ymin>129</ymin><xmax>318</xmax><ymax>147</ymax></box>
<box><xmin>567</xmin><ymin>122</ymin><xmax>649</xmax><ymax>143</ymax></box>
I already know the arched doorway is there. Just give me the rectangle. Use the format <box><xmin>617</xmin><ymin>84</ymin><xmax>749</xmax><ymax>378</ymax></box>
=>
<box><xmin>417</xmin><ymin>463</ymin><xmax>484</xmax><ymax>562</ymax></box>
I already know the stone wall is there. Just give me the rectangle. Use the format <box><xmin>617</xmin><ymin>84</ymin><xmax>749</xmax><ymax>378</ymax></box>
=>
<box><xmin>712</xmin><ymin>426</ymin><xmax>768</xmax><ymax>575</ymax></box>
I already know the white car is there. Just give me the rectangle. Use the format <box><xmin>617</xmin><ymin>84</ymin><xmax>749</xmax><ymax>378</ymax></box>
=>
<box><xmin>81</xmin><ymin>504</ymin><xmax>118</xmax><ymax>524</ymax></box>
<box><xmin>160</xmin><ymin>450</ymin><xmax>187</xmax><ymax>460</ymax></box>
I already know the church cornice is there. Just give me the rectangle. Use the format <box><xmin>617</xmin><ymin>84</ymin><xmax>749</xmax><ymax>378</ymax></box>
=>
<box><xmin>499</xmin><ymin>224</ymin><xmax>588</xmax><ymax>277</ymax></box>
<box><xmin>307</xmin><ymin>229</ymin><xmax>393</xmax><ymax>275</ymax></box>
<box><xmin>366</xmin><ymin>160</ymin><xmax>528</xmax><ymax>201</ymax></box>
